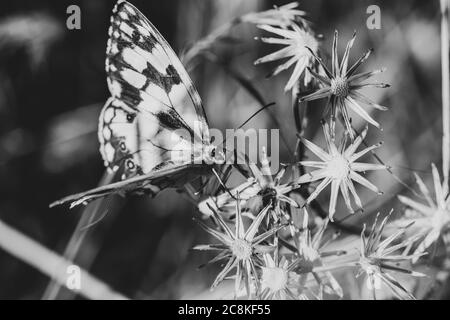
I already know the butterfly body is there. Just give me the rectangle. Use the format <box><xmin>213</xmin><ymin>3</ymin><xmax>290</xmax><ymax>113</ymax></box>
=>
<box><xmin>51</xmin><ymin>0</ymin><xmax>225</xmax><ymax>208</ymax></box>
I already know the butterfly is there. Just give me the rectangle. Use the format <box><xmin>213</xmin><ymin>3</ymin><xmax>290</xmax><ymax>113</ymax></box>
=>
<box><xmin>51</xmin><ymin>0</ymin><xmax>226</xmax><ymax>208</ymax></box>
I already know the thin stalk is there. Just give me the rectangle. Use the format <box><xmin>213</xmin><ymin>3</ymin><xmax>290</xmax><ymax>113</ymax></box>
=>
<box><xmin>441</xmin><ymin>0</ymin><xmax>450</xmax><ymax>188</ymax></box>
<box><xmin>182</xmin><ymin>18</ymin><xmax>241</xmax><ymax>67</ymax></box>
<box><xmin>0</xmin><ymin>220</ymin><xmax>128</xmax><ymax>300</ymax></box>
<box><xmin>42</xmin><ymin>170</ymin><xmax>117</xmax><ymax>300</ymax></box>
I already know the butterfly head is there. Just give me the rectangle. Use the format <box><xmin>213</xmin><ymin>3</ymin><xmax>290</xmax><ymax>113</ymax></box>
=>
<box><xmin>203</xmin><ymin>145</ymin><xmax>226</xmax><ymax>165</ymax></box>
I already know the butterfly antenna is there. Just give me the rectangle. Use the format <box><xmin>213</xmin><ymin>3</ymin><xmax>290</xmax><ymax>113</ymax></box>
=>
<box><xmin>218</xmin><ymin>102</ymin><xmax>276</xmax><ymax>148</ymax></box>
<box><xmin>237</xmin><ymin>102</ymin><xmax>276</xmax><ymax>130</ymax></box>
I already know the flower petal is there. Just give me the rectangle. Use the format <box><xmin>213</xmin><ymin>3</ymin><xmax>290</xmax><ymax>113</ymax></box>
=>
<box><xmin>296</xmin><ymin>168</ymin><xmax>329</xmax><ymax>184</ymax></box>
<box><xmin>285</xmin><ymin>57</ymin><xmax>309</xmax><ymax>91</ymax></box>
<box><xmin>350</xmin><ymin>171</ymin><xmax>381</xmax><ymax>194</ymax></box>
<box><xmin>305</xmin><ymin>46</ymin><xmax>333</xmax><ymax>79</ymax></box>
<box><xmin>349</xmin><ymin>142</ymin><xmax>382</xmax><ymax>163</ymax></box>
<box><xmin>431</xmin><ymin>163</ymin><xmax>445</xmax><ymax>206</ymax></box>
<box><xmin>300</xmin><ymin>137</ymin><xmax>332</xmax><ymax>161</ymax></box>
<box><xmin>196</xmin><ymin>219</ymin><xmax>233</xmax><ymax>245</ymax></box>
<box><xmin>299</xmin><ymin>86</ymin><xmax>331</xmax><ymax>102</ymax></box>
<box><xmin>345</xmin><ymin>96</ymin><xmax>380</xmax><ymax>128</ymax></box>
<box><xmin>413</xmin><ymin>172</ymin><xmax>435</xmax><ymax>208</ymax></box>
<box><xmin>398</xmin><ymin>195</ymin><xmax>435</xmax><ymax>216</ymax></box>
<box><xmin>307</xmin><ymin>177</ymin><xmax>332</xmax><ymax>204</ymax></box>
<box><xmin>245</xmin><ymin>205</ymin><xmax>271</xmax><ymax>241</ymax></box>
<box><xmin>348</xmin><ymin>67</ymin><xmax>386</xmax><ymax>84</ymax></box>
<box><xmin>270</xmin><ymin>54</ymin><xmax>299</xmax><ymax>76</ymax></box>
<box><xmin>339</xmin><ymin>180</ymin><xmax>354</xmax><ymax>213</ymax></box>
<box><xmin>332</xmin><ymin>30</ymin><xmax>339</xmax><ymax>76</ymax></box>
<box><xmin>346</xmin><ymin>178</ymin><xmax>363</xmax><ymax>209</ymax></box>
<box><xmin>257</xmin><ymin>24</ymin><xmax>299</xmax><ymax>38</ymax></box>
<box><xmin>299</xmin><ymin>160</ymin><xmax>327</xmax><ymax>168</ymax></box>
<box><xmin>349</xmin><ymin>91</ymin><xmax>388</xmax><ymax>111</ymax></box>
<box><xmin>351</xmin><ymin>162</ymin><xmax>386</xmax><ymax>172</ymax></box>
<box><xmin>212</xmin><ymin>256</ymin><xmax>237</xmax><ymax>288</ymax></box>
<box><xmin>344</xmin><ymin>125</ymin><xmax>368</xmax><ymax>157</ymax></box>
<box><xmin>345</xmin><ymin>48</ymin><xmax>373</xmax><ymax>77</ymax></box>
<box><xmin>328</xmin><ymin>180</ymin><xmax>340</xmax><ymax>220</ymax></box>
<box><xmin>307</xmin><ymin>67</ymin><xmax>332</xmax><ymax>85</ymax></box>
<box><xmin>340</xmin><ymin>31</ymin><xmax>356</xmax><ymax>76</ymax></box>
<box><xmin>255</xmin><ymin>46</ymin><xmax>295</xmax><ymax>64</ymax></box>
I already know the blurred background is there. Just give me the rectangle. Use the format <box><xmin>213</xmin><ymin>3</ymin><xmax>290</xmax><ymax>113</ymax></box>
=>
<box><xmin>0</xmin><ymin>0</ymin><xmax>447</xmax><ymax>299</ymax></box>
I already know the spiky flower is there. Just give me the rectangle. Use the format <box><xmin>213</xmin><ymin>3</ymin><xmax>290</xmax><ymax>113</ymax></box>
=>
<box><xmin>254</xmin><ymin>23</ymin><xmax>319</xmax><ymax>91</ymax></box>
<box><xmin>193</xmin><ymin>198</ymin><xmax>282</xmax><ymax>297</ymax></box>
<box><xmin>397</xmin><ymin>164</ymin><xmax>450</xmax><ymax>260</ymax></box>
<box><xmin>291</xmin><ymin>209</ymin><xmax>344</xmax><ymax>298</ymax></box>
<box><xmin>300</xmin><ymin>31</ymin><xmax>389</xmax><ymax>137</ymax></box>
<box><xmin>355</xmin><ymin>212</ymin><xmax>426</xmax><ymax>300</ymax></box>
<box><xmin>259</xmin><ymin>251</ymin><xmax>305</xmax><ymax>300</ymax></box>
<box><xmin>199</xmin><ymin>148</ymin><xmax>299</xmax><ymax>222</ymax></box>
<box><xmin>197</xmin><ymin>180</ymin><xmax>256</xmax><ymax>218</ymax></box>
<box><xmin>296</xmin><ymin>122</ymin><xmax>386</xmax><ymax>220</ymax></box>
<box><xmin>245</xmin><ymin>148</ymin><xmax>299</xmax><ymax>219</ymax></box>
<box><xmin>242</xmin><ymin>2</ymin><xmax>307</xmax><ymax>28</ymax></box>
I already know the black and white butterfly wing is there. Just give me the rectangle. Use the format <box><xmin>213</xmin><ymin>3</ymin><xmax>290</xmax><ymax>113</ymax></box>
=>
<box><xmin>100</xmin><ymin>0</ymin><xmax>211</xmax><ymax>179</ymax></box>
<box><xmin>49</xmin><ymin>163</ymin><xmax>209</xmax><ymax>208</ymax></box>
<box><xmin>51</xmin><ymin>1</ymin><xmax>214</xmax><ymax>208</ymax></box>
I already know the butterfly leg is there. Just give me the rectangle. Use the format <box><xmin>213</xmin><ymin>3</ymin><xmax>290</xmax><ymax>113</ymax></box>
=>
<box><xmin>211</xmin><ymin>168</ymin><xmax>236</xmax><ymax>200</ymax></box>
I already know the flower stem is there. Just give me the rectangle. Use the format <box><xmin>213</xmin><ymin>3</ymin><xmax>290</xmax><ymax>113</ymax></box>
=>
<box><xmin>0</xmin><ymin>219</ymin><xmax>128</xmax><ymax>300</ymax></box>
<box><xmin>441</xmin><ymin>0</ymin><xmax>450</xmax><ymax>187</ymax></box>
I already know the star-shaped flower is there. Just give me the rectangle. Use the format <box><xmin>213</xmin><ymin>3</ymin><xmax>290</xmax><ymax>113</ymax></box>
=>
<box><xmin>243</xmin><ymin>2</ymin><xmax>307</xmax><ymax>28</ymax></box>
<box><xmin>296</xmin><ymin>122</ymin><xmax>386</xmax><ymax>220</ymax></box>
<box><xmin>193</xmin><ymin>197</ymin><xmax>282</xmax><ymax>297</ymax></box>
<box><xmin>397</xmin><ymin>163</ymin><xmax>450</xmax><ymax>260</ymax></box>
<box><xmin>245</xmin><ymin>148</ymin><xmax>299</xmax><ymax>219</ymax></box>
<box><xmin>254</xmin><ymin>23</ymin><xmax>319</xmax><ymax>91</ymax></box>
<box><xmin>355</xmin><ymin>212</ymin><xmax>426</xmax><ymax>300</ymax></box>
<box><xmin>300</xmin><ymin>31</ymin><xmax>389</xmax><ymax>138</ymax></box>
<box><xmin>198</xmin><ymin>148</ymin><xmax>299</xmax><ymax>223</ymax></box>
<box><xmin>259</xmin><ymin>250</ymin><xmax>305</xmax><ymax>300</ymax></box>
<box><xmin>290</xmin><ymin>209</ymin><xmax>345</xmax><ymax>298</ymax></box>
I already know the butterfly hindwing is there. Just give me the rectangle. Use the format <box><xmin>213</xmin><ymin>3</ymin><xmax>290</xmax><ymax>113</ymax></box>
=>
<box><xmin>50</xmin><ymin>163</ymin><xmax>210</xmax><ymax>208</ymax></box>
<box><xmin>99</xmin><ymin>97</ymin><xmax>198</xmax><ymax>179</ymax></box>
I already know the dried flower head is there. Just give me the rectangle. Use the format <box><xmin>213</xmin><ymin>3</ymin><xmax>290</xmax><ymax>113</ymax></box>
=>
<box><xmin>300</xmin><ymin>31</ymin><xmax>389</xmax><ymax>137</ymax></box>
<box><xmin>193</xmin><ymin>198</ymin><xmax>282</xmax><ymax>297</ymax></box>
<box><xmin>243</xmin><ymin>2</ymin><xmax>307</xmax><ymax>28</ymax></box>
<box><xmin>245</xmin><ymin>148</ymin><xmax>299</xmax><ymax>219</ymax></box>
<box><xmin>355</xmin><ymin>211</ymin><xmax>426</xmax><ymax>300</ymax></box>
<box><xmin>199</xmin><ymin>148</ymin><xmax>298</xmax><ymax>223</ymax></box>
<box><xmin>397</xmin><ymin>163</ymin><xmax>450</xmax><ymax>260</ymax></box>
<box><xmin>296</xmin><ymin>122</ymin><xmax>386</xmax><ymax>220</ymax></box>
<box><xmin>291</xmin><ymin>209</ymin><xmax>344</xmax><ymax>298</ymax></box>
<box><xmin>260</xmin><ymin>251</ymin><xmax>305</xmax><ymax>300</ymax></box>
<box><xmin>255</xmin><ymin>23</ymin><xmax>319</xmax><ymax>91</ymax></box>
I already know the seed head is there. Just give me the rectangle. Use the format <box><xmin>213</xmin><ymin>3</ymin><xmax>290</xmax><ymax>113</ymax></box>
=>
<box><xmin>330</xmin><ymin>76</ymin><xmax>350</xmax><ymax>98</ymax></box>
<box><xmin>261</xmin><ymin>267</ymin><xmax>289</xmax><ymax>292</ymax></box>
<box><xmin>231</xmin><ymin>239</ymin><xmax>253</xmax><ymax>260</ymax></box>
<box><xmin>327</xmin><ymin>154</ymin><xmax>350</xmax><ymax>180</ymax></box>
